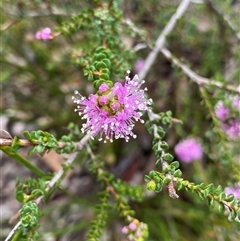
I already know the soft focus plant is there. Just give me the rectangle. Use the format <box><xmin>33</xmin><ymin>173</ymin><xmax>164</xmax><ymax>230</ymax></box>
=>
<box><xmin>1</xmin><ymin>1</ymin><xmax>240</xmax><ymax>241</ymax></box>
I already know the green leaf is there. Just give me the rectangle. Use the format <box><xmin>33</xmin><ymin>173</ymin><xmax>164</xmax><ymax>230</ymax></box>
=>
<box><xmin>28</xmin><ymin>146</ymin><xmax>37</xmax><ymax>156</ymax></box>
<box><xmin>177</xmin><ymin>183</ymin><xmax>183</xmax><ymax>190</ymax></box>
<box><xmin>96</xmin><ymin>61</ymin><xmax>107</xmax><ymax>69</ymax></box>
<box><xmin>160</xmin><ymin>141</ymin><xmax>169</xmax><ymax>150</ymax></box>
<box><xmin>144</xmin><ymin>175</ymin><xmax>151</xmax><ymax>182</ymax></box>
<box><xmin>218</xmin><ymin>203</ymin><xmax>225</xmax><ymax>212</ymax></box>
<box><xmin>171</xmin><ymin>161</ymin><xmax>180</xmax><ymax>169</ymax></box>
<box><xmin>23</xmin><ymin>131</ymin><xmax>32</xmax><ymax>140</ymax></box>
<box><xmin>157</xmin><ymin>127</ymin><xmax>165</xmax><ymax>138</ymax></box>
<box><xmin>101</xmin><ymin>58</ymin><xmax>111</xmax><ymax>67</ymax></box>
<box><xmin>207</xmin><ymin>197</ymin><xmax>214</xmax><ymax>207</ymax></box>
<box><xmin>155</xmin><ymin>182</ymin><xmax>163</xmax><ymax>192</ymax></box>
<box><xmin>95</xmin><ymin>53</ymin><xmax>108</xmax><ymax>61</ymax></box>
<box><xmin>173</xmin><ymin>169</ymin><xmax>182</xmax><ymax>177</ymax></box>
<box><xmin>93</xmin><ymin>79</ymin><xmax>105</xmax><ymax>89</ymax></box>
<box><xmin>99</xmin><ymin>73</ymin><xmax>109</xmax><ymax>80</ymax></box>
<box><xmin>225</xmin><ymin>194</ymin><xmax>234</xmax><ymax>202</ymax></box>
<box><xmin>166</xmin><ymin>110</ymin><xmax>172</xmax><ymax>117</ymax></box>
<box><xmin>162</xmin><ymin>153</ymin><xmax>174</xmax><ymax>162</ymax></box>
<box><xmin>11</xmin><ymin>136</ymin><xmax>22</xmax><ymax>152</ymax></box>
<box><xmin>155</xmin><ymin>158</ymin><xmax>162</xmax><ymax>168</ymax></box>
<box><xmin>230</xmin><ymin>209</ymin><xmax>237</xmax><ymax>219</ymax></box>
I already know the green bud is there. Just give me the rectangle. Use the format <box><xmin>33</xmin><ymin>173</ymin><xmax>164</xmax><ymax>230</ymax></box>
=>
<box><xmin>147</xmin><ymin>180</ymin><xmax>156</xmax><ymax>191</ymax></box>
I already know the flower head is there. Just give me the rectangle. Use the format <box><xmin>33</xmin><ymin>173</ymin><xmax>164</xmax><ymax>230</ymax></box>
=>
<box><xmin>35</xmin><ymin>27</ymin><xmax>52</xmax><ymax>40</ymax></box>
<box><xmin>174</xmin><ymin>138</ymin><xmax>203</xmax><ymax>163</ymax></box>
<box><xmin>223</xmin><ymin>120</ymin><xmax>240</xmax><ymax>138</ymax></box>
<box><xmin>215</xmin><ymin>97</ymin><xmax>240</xmax><ymax>138</ymax></box>
<box><xmin>215</xmin><ymin>101</ymin><xmax>229</xmax><ymax>121</ymax></box>
<box><xmin>72</xmin><ymin>71</ymin><xmax>152</xmax><ymax>143</ymax></box>
<box><xmin>121</xmin><ymin>219</ymin><xmax>148</xmax><ymax>241</ymax></box>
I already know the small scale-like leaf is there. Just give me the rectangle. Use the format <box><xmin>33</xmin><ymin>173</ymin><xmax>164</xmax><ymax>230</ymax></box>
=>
<box><xmin>218</xmin><ymin>203</ymin><xmax>225</xmax><ymax>213</ymax></box>
<box><xmin>144</xmin><ymin>175</ymin><xmax>151</xmax><ymax>182</ymax></box>
<box><xmin>155</xmin><ymin>159</ymin><xmax>162</xmax><ymax>169</ymax></box>
<box><xmin>177</xmin><ymin>182</ymin><xmax>183</xmax><ymax>190</ymax></box>
<box><xmin>28</xmin><ymin>146</ymin><xmax>37</xmax><ymax>156</ymax></box>
<box><xmin>231</xmin><ymin>209</ymin><xmax>237</xmax><ymax>219</ymax></box>
<box><xmin>155</xmin><ymin>182</ymin><xmax>163</xmax><ymax>193</ymax></box>
<box><xmin>173</xmin><ymin>169</ymin><xmax>182</xmax><ymax>177</ymax></box>
<box><xmin>219</xmin><ymin>191</ymin><xmax>226</xmax><ymax>201</ymax></box>
<box><xmin>171</xmin><ymin>161</ymin><xmax>180</xmax><ymax>169</ymax></box>
<box><xmin>225</xmin><ymin>194</ymin><xmax>234</xmax><ymax>202</ymax></box>
<box><xmin>209</xmin><ymin>197</ymin><xmax>214</xmax><ymax>207</ymax></box>
<box><xmin>162</xmin><ymin>153</ymin><xmax>174</xmax><ymax>162</ymax></box>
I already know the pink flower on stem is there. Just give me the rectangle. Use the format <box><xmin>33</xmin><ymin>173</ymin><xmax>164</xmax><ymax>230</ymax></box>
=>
<box><xmin>174</xmin><ymin>138</ymin><xmax>203</xmax><ymax>163</ymax></box>
<box><xmin>72</xmin><ymin>71</ymin><xmax>152</xmax><ymax>143</ymax></box>
<box><xmin>121</xmin><ymin>219</ymin><xmax>148</xmax><ymax>240</ymax></box>
<box><xmin>223</xmin><ymin>120</ymin><xmax>240</xmax><ymax>138</ymax></box>
<box><xmin>35</xmin><ymin>27</ymin><xmax>52</xmax><ymax>40</ymax></box>
<box><xmin>215</xmin><ymin>101</ymin><xmax>229</xmax><ymax>121</ymax></box>
<box><xmin>215</xmin><ymin>97</ymin><xmax>240</xmax><ymax>138</ymax></box>
<box><xmin>129</xmin><ymin>222</ymin><xmax>137</xmax><ymax>231</ymax></box>
<box><xmin>121</xmin><ymin>226</ymin><xmax>128</xmax><ymax>234</ymax></box>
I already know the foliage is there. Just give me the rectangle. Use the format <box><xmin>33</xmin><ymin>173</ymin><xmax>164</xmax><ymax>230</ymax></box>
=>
<box><xmin>1</xmin><ymin>0</ymin><xmax>240</xmax><ymax>241</ymax></box>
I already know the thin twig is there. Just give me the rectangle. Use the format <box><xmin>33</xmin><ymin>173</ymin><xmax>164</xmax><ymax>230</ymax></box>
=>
<box><xmin>4</xmin><ymin>222</ymin><xmax>21</xmax><ymax>241</ymax></box>
<box><xmin>125</xmin><ymin>1</ymin><xmax>239</xmax><ymax>93</ymax></box>
<box><xmin>138</xmin><ymin>0</ymin><xmax>191</xmax><ymax>80</ymax></box>
<box><xmin>160</xmin><ymin>47</ymin><xmax>240</xmax><ymax>94</ymax></box>
<box><xmin>37</xmin><ymin>132</ymin><xmax>92</xmax><ymax>203</ymax></box>
<box><xmin>4</xmin><ymin>132</ymin><xmax>92</xmax><ymax>241</ymax></box>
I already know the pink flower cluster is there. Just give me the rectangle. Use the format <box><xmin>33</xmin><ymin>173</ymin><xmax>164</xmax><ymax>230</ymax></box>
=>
<box><xmin>121</xmin><ymin>219</ymin><xmax>148</xmax><ymax>241</ymax></box>
<box><xmin>35</xmin><ymin>27</ymin><xmax>52</xmax><ymax>40</ymax></box>
<box><xmin>174</xmin><ymin>138</ymin><xmax>203</xmax><ymax>163</ymax></box>
<box><xmin>215</xmin><ymin>97</ymin><xmax>240</xmax><ymax>138</ymax></box>
<box><xmin>72</xmin><ymin>72</ymin><xmax>152</xmax><ymax>142</ymax></box>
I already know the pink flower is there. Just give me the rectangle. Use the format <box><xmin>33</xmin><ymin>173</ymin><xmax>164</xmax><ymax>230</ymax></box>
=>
<box><xmin>134</xmin><ymin>59</ymin><xmax>145</xmax><ymax>73</ymax></box>
<box><xmin>121</xmin><ymin>226</ymin><xmax>128</xmax><ymax>234</ymax></box>
<box><xmin>99</xmin><ymin>83</ymin><xmax>109</xmax><ymax>93</ymax></box>
<box><xmin>215</xmin><ymin>98</ymin><xmax>240</xmax><ymax>138</ymax></box>
<box><xmin>223</xmin><ymin>120</ymin><xmax>240</xmax><ymax>138</ymax></box>
<box><xmin>225</xmin><ymin>186</ymin><xmax>240</xmax><ymax>199</ymax></box>
<box><xmin>129</xmin><ymin>222</ymin><xmax>137</xmax><ymax>231</ymax></box>
<box><xmin>35</xmin><ymin>27</ymin><xmax>52</xmax><ymax>40</ymax></box>
<box><xmin>233</xmin><ymin>98</ymin><xmax>240</xmax><ymax>110</ymax></box>
<box><xmin>215</xmin><ymin>101</ymin><xmax>229</xmax><ymax>121</ymax></box>
<box><xmin>72</xmin><ymin>71</ymin><xmax>152</xmax><ymax>142</ymax></box>
<box><xmin>121</xmin><ymin>220</ymin><xmax>148</xmax><ymax>240</ymax></box>
<box><xmin>174</xmin><ymin>138</ymin><xmax>203</xmax><ymax>163</ymax></box>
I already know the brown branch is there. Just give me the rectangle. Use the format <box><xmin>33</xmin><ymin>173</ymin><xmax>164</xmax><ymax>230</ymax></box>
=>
<box><xmin>160</xmin><ymin>47</ymin><xmax>240</xmax><ymax>94</ymax></box>
<box><xmin>0</xmin><ymin>138</ymin><xmax>66</xmax><ymax>148</ymax></box>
